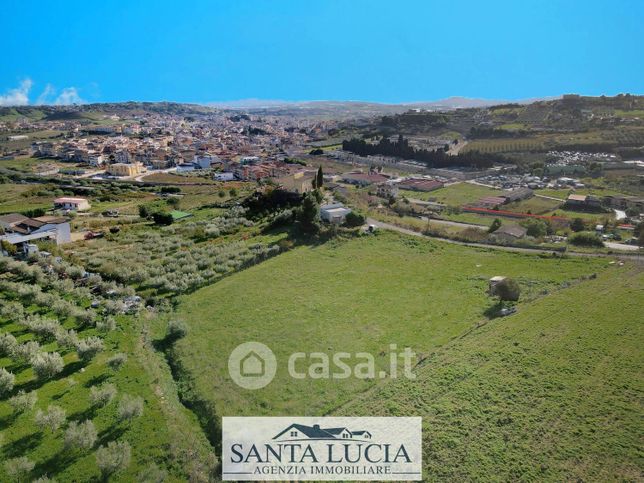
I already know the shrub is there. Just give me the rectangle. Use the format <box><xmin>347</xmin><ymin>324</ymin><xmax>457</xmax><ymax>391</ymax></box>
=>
<box><xmin>32</xmin><ymin>476</ymin><xmax>56</xmax><ymax>483</ymax></box>
<box><xmin>90</xmin><ymin>383</ymin><xmax>117</xmax><ymax>408</ymax></box>
<box><xmin>96</xmin><ymin>440</ymin><xmax>131</xmax><ymax>478</ymax></box>
<box><xmin>569</xmin><ymin>231</ymin><xmax>604</xmax><ymax>247</ymax></box>
<box><xmin>75</xmin><ymin>337</ymin><xmax>104</xmax><ymax>362</ymax></box>
<box><xmin>344</xmin><ymin>211</ymin><xmax>366</xmax><ymax>228</ymax></box>
<box><xmin>31</xmin><ymin>352</ymin><xmax>64</xmax><ymax>380</ymax></box>
<box><xmin>0</xmin><ymin>368</ymin><xmax>16</xmax><ymax>397</ymax></box>
<box><xmin>152</xmin><ymin>212</ymin><xmax>174</xmax><ymax>226</ymax></box>
<box><xmin>166</xmin><ymin>320</ymin><xmax>188</xmax><ymax>340</ymax></box>
<box><xmin>491</xmin><ymin>278</ymin><xmax>521</xmax><ymax>302</ymax></box>
<box><xmin>570</xmin><ymin>217</ymin><xmax>586</xmax><ymax>232</ymax></box>
<box><xmin>31</xmin><ymin>475</ymin><xmax>56</xmax><ymax>483</ymax></box>
<box><xmin>488</xmin><ymin>218</ymin><xmax>502</xmax><ymax>233</ymax></box>
<box><xmin>118</xmin><ymin>394</ymin><xmax>144</xmax><ymax>422</ymax></box>
<box><xmin>107</xmin><ymin>353</ymin><xmax>128</xmax><ymax>371</ymax></box>
<box><xmin>96</xmin><ymin>317</ymin><xmax>117</xmax><ymax>333</ymax></box>
<box><xmin>35</xmin><ymin>405</ymin><xmax>66</xmax><ymax>432</ymax></box>
<box><xmin>138</xmin><ymin>463</ymin><xmax>168</xmax><ymax>483</ymax></box>
<box><xmin>64</xmin><ymin>420</ymin><xmax>97</xmax><ymax>451</ymax></box>
<box><xmin>4</xmin><ymin>456</ymin><xmax>35</xmax><ymax>481</ymax></box>
<box><xmin>9</xmin><ymin>390</ymin><xmax>37</xmax><ymax>414</ymax></box>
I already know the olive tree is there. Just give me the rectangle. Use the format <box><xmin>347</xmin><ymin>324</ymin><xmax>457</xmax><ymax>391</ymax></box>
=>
<box><xmin>117</xmin><ymin>394</ymin><xmax>144</xmax><ymax>422</ymax></box>
<box><xmin>64</xmin><ymin>420</ymin><xmax>97</xmax><ymax>451</ymax></box>
<box><xmin>35</xmin><ymin>405</ymin><xmax>66</xmax><ymax>432</ymax></box>
<box><xmin>4</xmin><ymin>456</ymin><xmax>35</xmax><ymax>481</ymax></box>
<box><xmin>106</xmin><ymin>353</ymin><xmax>127</xmax><ymax>372</ymax></box>
<box><xmin>75</xmin><ymin>337</ymin><xmax>104</xmax><ymax>362</ymax></box>
<box><xmin>9</xmin><ymin>390</ymin><xmax>37</xmax><ymax>414</ymax></box>
<box><xmin>31</xmin><ymin>352</ymin><xmax>64</xmax><ymax>380</ymax></box>
<box><xmin>90</xmin><ymin>383</ymin><xmax>117</xmax><ymax>408</ymax></box>
<box><xmin>0</xmin><ymin>368</ymin><xmax>15</xmax><ymax>397</ymax></box>
<box><xmin>96</xmin><ymin>440</ymin><xmax>131</xmax><ymax>479</ymax></box>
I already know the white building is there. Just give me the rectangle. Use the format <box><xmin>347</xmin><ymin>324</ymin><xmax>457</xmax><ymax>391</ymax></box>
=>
<box><xmin>214</xmin><ymin>172</ymin><xmax>235</xmax><ymax>181</ymax></box>
<box><xmin>54</xmin><ymin>197</ymin><xmax>91</xmax><ymax>211</ymax></box>
<box><xmin>320</xmin><ymin>203</ymin><xmax>352</xmax><ymax>224</ymax></box>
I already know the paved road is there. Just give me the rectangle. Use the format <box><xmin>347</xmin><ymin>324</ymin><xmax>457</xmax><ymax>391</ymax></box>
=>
<box><xmin>367</xmin><ymin>217</ymin><xmax>643</xmax><ymax>261</ymax></box>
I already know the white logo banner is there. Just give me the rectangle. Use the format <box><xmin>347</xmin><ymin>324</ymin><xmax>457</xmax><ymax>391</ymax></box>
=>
<box><xmin>222</xmin><ymin>416</ymin><xmax>422</xmax><ymax>481</ymax></box>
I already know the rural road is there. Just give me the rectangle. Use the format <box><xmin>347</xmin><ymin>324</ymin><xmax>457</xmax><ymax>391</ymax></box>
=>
<box><xmin>367</xmin><ymin>218</ymin><xmax>643</xmax><ymax>261</ymax></box>
<box><xmin>417</xmin><ymin>215</ymin><xmax>486</xmax><ymax>231</ymax></box>
<box><xmin>535</xmin><ymin>194</ymin><xmax>565</xmax><ymax>202</ymax></box>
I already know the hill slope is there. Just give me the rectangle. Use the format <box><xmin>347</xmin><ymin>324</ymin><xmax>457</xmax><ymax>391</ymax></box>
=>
<box><xmin>338</xmin><ymin>265</ymin><xmax>643</xmax><ymax>481</ymax></box>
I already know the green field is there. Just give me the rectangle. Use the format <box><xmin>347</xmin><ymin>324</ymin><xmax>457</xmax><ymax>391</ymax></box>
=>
<box><xmin>171</xmin><ymin>232</ymin><xmax>607</xmax><ymax>420</ymax></box>
<box><xmin>401</xmin><ymin>183</ymin><xmax>501</xmax><ymax>206</ymax></box>
<box><xmin>504</xmin><ymin>196</ymin><xmax>562</xmax><ymax>214</ymax></box>
<box><xmin>340</xmin><ymin>265</ymin><xmax>643</xmax><ymax>481</ymax></box>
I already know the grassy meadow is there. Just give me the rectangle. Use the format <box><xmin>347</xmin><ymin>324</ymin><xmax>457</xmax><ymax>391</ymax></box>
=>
<box><xmin>339</xmin><ymin>265</ymin><xmax>643</xmax><ymax>481</ymax></box>
<box><xmin>171</xmin><ymin>231</ymin><xmax>608</xmax><ymax>421</ymax></box>
<box><xmin>400</xmin><ymin>182</ymin><xmax>500</xmax><ymax>205</ymax></box>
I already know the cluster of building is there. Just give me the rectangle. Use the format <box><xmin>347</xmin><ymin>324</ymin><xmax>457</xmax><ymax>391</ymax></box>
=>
<box><xmin>8</xmin><ymin>108</ymin><xmax>338</xmax><ymax>179</ymax></box>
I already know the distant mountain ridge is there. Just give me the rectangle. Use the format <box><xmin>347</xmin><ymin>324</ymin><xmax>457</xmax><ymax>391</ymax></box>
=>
<box><xmin>207</xmin><ymin>96</ymin><xmax>561</xmax><ymax>111</ymax></box>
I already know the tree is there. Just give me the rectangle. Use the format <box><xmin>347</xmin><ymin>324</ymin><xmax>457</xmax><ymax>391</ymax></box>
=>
<box><xmin>152</xmin><ymin>212</ymin><xmax>174</xmax><ymax>226</ymax></box>
<box><xmin>64</xmin><ymin>420</ymin><xmax>97</xmax><ymax>451</ymax></box>
<box><xmin>569</xmin><ymin>232</ymin><xmax>603</xmax><ymax>247</ymax></box>
<box><xmin>1</xmin><ymin>239</ymin><xmax>17</xmax><ymax>256</ymax></box>
<box><xmin>4</xmin><ymin>457</ymin><xmax>35</xmax><ymax>482</ymax></box>
<box><xmin>138</xmin><ymin>463</ymin><xmax>168</xmax><ymax>483</ymax></box>
<box><xmin>9</xmin><ymin>390</ymin><xmax>37</xmax><ymax>414</ymax></box>
<box><xmin>31</xmin><ymin>352</ymin><xmax>64</xmax><ymax>380</ymax></box>
<box><xmin>90</xmin><ymin>383</ymin><xmax>117</xmax><ymax>408</ymax></box>
<box><xmin>488</xmin><ymin>218</ymin><xmax>502</xmax><ymax>233</ymax></box>
<box><xmin>491</xmin><ymin>278</ymin><xmax>521</xmax><ymax>302</ymax></box>
<box><xmin>229</xmin><ymin>188</ymin><xmax>238</xmax><ymax>197</ymax></box>
<box><xmin>638</xmin><ymin>228</ymin><xmax>644</xmax><ymax>249</ymax></box>
<box><xmin>316</xmin><ymin>166</ymin><xmax>324</xmax><ymax>188</ymax></box>
<box><xmin>296</xmin><ymin>192</ymin><xmax>320</xmax><ymax>234</ymax></box>
<box><xmin>166</xmin><ymin>320</ymin><xmax>188</xmax><ymax>341</ymax></box>
<box><xmin>570</xmin><ymin>218</ymin><xmax>585</xmax><ymax>232</ymax></box>
<box><xmin>35</xmin><ymin>405</ymin><xmax>66</xmax><ymax>432</ymax></box>
<box><xmin>344</xmin><ymin>211</ymin><xmax>366</xmax><ymax>227</ymax></box>
<box><xmin>96</xmin><ymin>440</ymin><xmax>131</xmax><ymax>479</ymax></box>
<box><xmin>118</xmin><ymin>394</ymin><xmax>144</xmax><ymax>422</ymax></box>
<box><xmin>75</xmin><ymin>337</ymin><xmax>104</xmax><ymax>362</ymax></box>
<box><xmin>0</xmin><ymin>368</ymin><xmax>15</xmax><ymax>397</ymax></box>
<box><xmin>107</xmin><ymin>353</ymin><xmax>128</xmax><ymax>372</ymax></box>
<box><xmin>521</xmin><ymin>219</ymin><xmax>547</xmax><ymax>238</ymax></box>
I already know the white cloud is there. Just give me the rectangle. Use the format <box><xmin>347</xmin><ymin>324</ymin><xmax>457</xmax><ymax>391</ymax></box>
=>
<box><xmin>0</xmin><ymin>78</ymin><xmax>33</xmax><ymax>106</ymax></box>
<box><xmin>36</xmin><ymin>83</ymin><xmax>56</xmax><ymax>105</ymax></box>
<box><xmin>54</xmin><ymin>87</ymin><xmax>85</xmax><ymax>105</ymax></box>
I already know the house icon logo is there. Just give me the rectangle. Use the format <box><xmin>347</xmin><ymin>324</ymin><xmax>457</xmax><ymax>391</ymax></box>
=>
<box><xmin>241</xmin><ymin>351</ymin><xmax>265</xmax><ymax>377</ymax></box>
<box><xmin>228</xmin><ymin>342</ymin><xmax>276</xmax><ymax>390</ymax></box>
<box><xmin>272</xmin><ymin>423</ymin><xmax>373</xmax><ymax>442</ymax></box>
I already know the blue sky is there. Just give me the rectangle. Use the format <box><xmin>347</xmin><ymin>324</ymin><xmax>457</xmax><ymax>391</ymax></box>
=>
<box><xmin>1</xmin><ymin>0</ymin><xmax>642</xmax><ymax>105</ymax></box>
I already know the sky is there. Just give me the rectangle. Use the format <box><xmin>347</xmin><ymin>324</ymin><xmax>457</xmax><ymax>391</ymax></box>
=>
<box><xmin>1</xmin><ymin>0</ymin><xmax>643</xmax><ymax>106</ymax></box>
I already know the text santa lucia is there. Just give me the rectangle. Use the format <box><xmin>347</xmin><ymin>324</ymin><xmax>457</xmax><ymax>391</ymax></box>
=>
<box><xmin>230</xmin><ymin>442</ymin><xmax>412</xmax><ymax>467</ymax></box>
